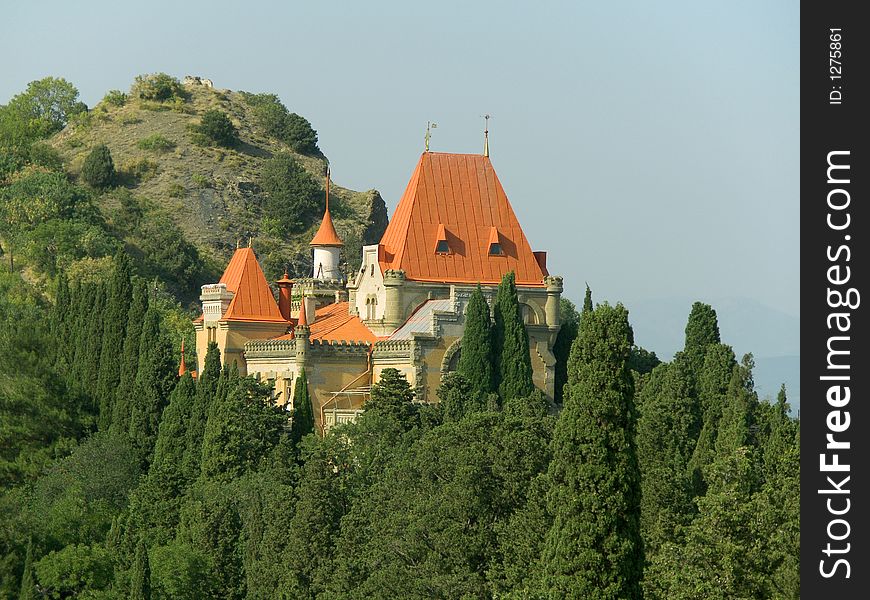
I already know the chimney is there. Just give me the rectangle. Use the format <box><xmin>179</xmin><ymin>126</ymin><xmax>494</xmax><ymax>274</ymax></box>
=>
<box><xmin>275</xmin><ymin>272</ymin><xmax>294</xmax><ymax>321</ymax></box>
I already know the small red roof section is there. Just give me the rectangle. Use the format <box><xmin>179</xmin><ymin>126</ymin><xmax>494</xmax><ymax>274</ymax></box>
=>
<box><xmin>379</xmin><ymin>152</ymin><xmax>548</xmax><ymax>286</ymax></box>
<box><xmin>274</xmin><ymin>302</ymin><xmax>380</xmax><ymax>344</ymax></box>
<box><xmin>310</xmin><ymin>173</ymin><xmax>344</xmax><ymax>247</ymax></box>
<box><xmin>218</xmin><ymin>247</ymin><xmax>286</xmax><ymax>322</ymax></box>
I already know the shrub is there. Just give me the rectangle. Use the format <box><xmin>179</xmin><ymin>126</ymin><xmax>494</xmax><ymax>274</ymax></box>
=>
<box><xmin>103</xmin><ymin>90</ymin><xmax>127</xmax><ymax>107</ymax></box>
<box><xmin>245</xmin><ymin>92</ymin><xmax>319</xmax><ymax>154</ymax></box>
<box><xmin>195</xmin><ymin>110</ymin><xmax>238</xmax><ymax>147</ymax></box>
<box><xmin>168</xmin><ymin>183</ymin><xmax>186</xmax><ymax>198</ymax></box>
<box><xmin>137</xmin><ymin>134</ymin><xmax>175</xmax><ymax>152</ymax></box>
<box><xmin>131</xmin><ymin>73</ymin><xmax>187</xmax><ymax>102</ymax></box>
<box><xmin>80</xmin><ymin>144</ymin><xmax>115</xmax><ymax>189</ymax></box>
<box><xmin>120</xmin><ymin>157</ymin><xmax>159</xmax><ymax>183</ymax></box>
<box><xmin>27</xmin><ymin>142</ymin><xmax>64</xmax><ymax>171</ymax></box>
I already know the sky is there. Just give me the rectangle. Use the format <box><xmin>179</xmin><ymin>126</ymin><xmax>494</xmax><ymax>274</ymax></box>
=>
<box><xmin>2</xmin><ymin>0</ymin><xmax>800</xmax><ymax>325</ymax></box>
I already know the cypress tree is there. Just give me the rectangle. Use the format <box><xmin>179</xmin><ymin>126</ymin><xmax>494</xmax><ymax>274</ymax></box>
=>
<box><xmin>437</xmin><ymin>372</ymin><xmax>483</xmax><ymax>422</ymax></box>
<box><xmin>82</xmin><ymin>283</ymin><xmax>107</xmax><ymax>399</ymax></box>
<box><xmin>541</xmin><ymin>302</ymin><xmax>643</xmax><ymax>599</ymax></box>
<box><xmin>492</xmin><ymin>272</ymin><xmax>535</xmax><ymax>408</ymax></box>
<box><xmin>183</xmin><ymin>341</ymin><xmax>221</xmax><ymax>480</ymax></box>
<box><xmin>687</xmin><ymin>342</ymin><xmax>736</xmax><ymax>495</ymax></box>
<box><xmin>552</xmin><ymin>298</ymin><xmax>580</xmax><ymax>405</ymax></box>
<box><xmin>636</xmin><ymin>361</ymin><xmax>698</xmax><ymax>558</ymax></box>
<box><xmin>128</xmin><ymin>306</ymin><xmax>175</xmax><ymax>466</ymax></box>
<box><xmin>97</xmin><ymin>253</ymin><xmax>132</xmax><ymax>430</ymax></box>
<box><xmin>200</xmin><ymin>376</ymin><xmax>284</xmax><ymax>482</ymax></box>
<box><xmin>19</xmin><ymin>538</ymin><xmax>36</xmax><ymax>600</ymax></box>
<box><xmin>365</xmin><ymin>368</ymin><xmax>417</xmax><ymax>428</ymax></box>
<box><xmin>112</xmin><ymin>279</ymin><xmax>148</xmax><ymax>434</ymax></box>
<box><xmin>682</xmin><ymin>302</ymin><xmax>720</xmax><ymax>376</ymax></box>
<box><xmin>581</xmin><ymin>283</ymin><xmax>593</xmax><ymax>315</ymax></box>
<box><xmin>50</xmin><ymin>273</ymin><xmax>70</xmax><ymax>360</ymax></box>
<box><xmin>290</xmin><ymin>370</ymin><xmax>314</xmax><ymax>444</ymax></box>
<box><xmin>151</xmin><ymin>373</ymin><xmax>198</xmax><ymax>491</ymax></box>
<box><xmin>458</xmin><ymin>284</ymin><xmax>493</xmax><ymax>398</ymax></box>
<box><xmin>716</xmin><ymin>354</ymin><xmax>759</xmax><ymax>457</ymax></box>
<box><xmin>130</xmin><ymin>538</ymin><xmax>151</xmax><ymax>600</ymax></box>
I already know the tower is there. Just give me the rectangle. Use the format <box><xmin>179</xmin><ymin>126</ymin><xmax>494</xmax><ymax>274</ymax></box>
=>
<box><xmin>310</xmin><ymin>169</ymin><xmax>344</xmax><ymax>280</ymax></box>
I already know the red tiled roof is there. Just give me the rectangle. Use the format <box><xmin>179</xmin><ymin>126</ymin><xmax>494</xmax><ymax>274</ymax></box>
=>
<box><xmin>378</xmin><ymin>152</ymin><xmax>548</xmax><ymax>286</ymax></box>
<box><xmin>218</xmin><ymin>248</ymin><xmax>286</xmax><ymax>322</ymax></box>
<box><xmin>274</xmin><ymin>302</ymin><xmax>379</xmax><ymax>344</ymax></box>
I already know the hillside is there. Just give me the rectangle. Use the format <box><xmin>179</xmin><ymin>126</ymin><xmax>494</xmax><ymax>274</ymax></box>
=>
<box><xmin>47</xmin><ymin>75</ymin><xmax>388</xmax><ymax>301</ymax></box>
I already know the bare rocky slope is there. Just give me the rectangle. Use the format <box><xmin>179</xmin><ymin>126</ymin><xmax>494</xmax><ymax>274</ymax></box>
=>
<box><xmin>48</xmin><ymin>77</ymin><xmax>388</xmax><ymax>297</ymax></box>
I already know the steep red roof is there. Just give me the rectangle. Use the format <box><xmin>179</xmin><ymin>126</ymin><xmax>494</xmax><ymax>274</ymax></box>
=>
<box><xmin>378</xmin><ymin>152</ymin><xmax>548</xmax><ymax>286</ymax></box>
<box><xmin>310</xmin><ymin>174</ymin><xmax>344</xmax><ymax>247</ymax></box>
<box><xmin>274</xmin><ymin>302</ymin><xmax>380</xmax><ymax>344</ymax></box>
<box><xmin>218</xmin><ymin>248</ymin><xmax>286</xmax><ymax>322</ymax></box>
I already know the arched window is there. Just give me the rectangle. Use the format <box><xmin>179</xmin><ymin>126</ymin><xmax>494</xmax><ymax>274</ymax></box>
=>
<box><xmin>521</xmin><ymin>303</ymin><xmax>538</xmax><ymax>325</ymax></box>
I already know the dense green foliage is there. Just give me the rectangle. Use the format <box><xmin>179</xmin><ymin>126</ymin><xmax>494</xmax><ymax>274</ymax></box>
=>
<box><xmin>542</xmin><ymin>302</ymin><xmax>644</xmax><ymax>598</ymax></box>
<box><xmin>241</xmin><ymin>92</ymin><xmax>320</xmax><ymax>154</ymax></box>
<box><xmin>1</xmin><ymin>77</ymin><xmax>798</xmax><ymax>600</ymax></box>
<box><xmin>457</xmin><ymin>284</ymin><xmax>494</xmax><ymax>399</ymax></box>
<box><xmin>131</xmin><ymin>73</ymin><xmax>186</xmax><ymax>103</ymax></box>
<box><xmin>492</xmin><ymin>272</ymin><xmax>536</xmax><ymax>412</ymax></box>
<box><xmin>258</xmin><ymin>152</ymin><xmax>322</xmax><ymax>233</ymax></box>
<box><xmin>195</xmin><ymin>110</ymin><xmax>238</xmax><ymax>147</ymax></box>
<box><xmin>80</xmin><ymin>144</ymin><xmax>116</xmax><ymax>189</ymax></box>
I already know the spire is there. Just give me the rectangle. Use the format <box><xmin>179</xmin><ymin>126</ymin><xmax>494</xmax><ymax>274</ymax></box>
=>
<box><xmin>309</xmin><ymin>167</ymin><xmax>344</xmax><ymax>247</ymax></box>
<box><xmin>482</xmin><ymin>114</ymin><xmax>490</xmax><ymax>157</ymax></box>
<box><xmin>178</xmin><ymin>338</ymin><xmax>187</xmax><ymax>376</ymax></box>
<box><xmin>297</xmin><ymin>293</ymin><xmax>309</xmax><ymax>327</ymax></box>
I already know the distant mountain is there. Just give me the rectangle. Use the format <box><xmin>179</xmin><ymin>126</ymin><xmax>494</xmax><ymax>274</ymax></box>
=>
<box><xmin>627</xmin><ymin>296</ymin><xmax>800</xmax><ymax>413</ymax></box>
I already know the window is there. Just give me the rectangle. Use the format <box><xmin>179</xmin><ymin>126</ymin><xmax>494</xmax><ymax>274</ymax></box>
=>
<box><xmin>370</xmin><ymin>264</ymin><xmax>375</xmax><ymax>277</ymax></box>
<box><xmin>489</xmin><ymin>242</ymin><xmax>503</xmax><ymax>255</ymax></box>
<box><xmin>435</xmin><ymin>239</ymin><xmax>450</xmax><ymax>254</ymax></box>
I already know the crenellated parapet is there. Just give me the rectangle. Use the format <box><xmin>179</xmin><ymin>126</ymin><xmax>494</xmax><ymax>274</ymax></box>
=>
<box><xmin>308</xmin><ymin>339</ymin><xmax>373</xmax><ymax>357</ymax></box>
<box><xmin>244</xmin><ymin>338</ymin><xmax>296</xmax><ymax>358</ymax></box>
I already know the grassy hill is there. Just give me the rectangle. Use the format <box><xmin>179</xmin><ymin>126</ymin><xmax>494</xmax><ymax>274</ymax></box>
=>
<box><xmin>47</xmin><ymin>75</ymin><xmax>388</xmax><ymax>302</ymax></box>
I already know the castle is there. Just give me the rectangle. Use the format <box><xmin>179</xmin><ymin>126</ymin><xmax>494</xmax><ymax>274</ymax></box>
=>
<box><xmin>194</xmin><ymin>150</ymin><xmax>563</xmax><ymax>432</ymax></box>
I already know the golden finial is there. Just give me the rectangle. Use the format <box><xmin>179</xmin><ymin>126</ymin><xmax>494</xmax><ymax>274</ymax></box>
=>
<box><xmin>482</xmin><ymin>114</ymin><xmax>491</xmax><ymax>157</ymax></box>
<box><xmin>425</xmin><ymin>121</ymin><xmax>437</xmax><ymax>152</ymax></box>
<box><xmin>248</xmin><ymin>236</ymin><xmax>252</xmax><ymax>248</ymax></box>
<box><xmin>236</xmin><ymin>239</ymin><xmax>240</xmax><ymax>249</ymax></box>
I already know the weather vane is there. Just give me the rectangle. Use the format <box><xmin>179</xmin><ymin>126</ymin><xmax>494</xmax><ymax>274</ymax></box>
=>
<box><xmin>481</xmin><ymin>114</ymin><xmax>491</xmax><ymax>157</ymax></box>
<box><xmin>425</xmin><ymin>121</ymin><xmax>437</xmax><ymax>152</ymax></box>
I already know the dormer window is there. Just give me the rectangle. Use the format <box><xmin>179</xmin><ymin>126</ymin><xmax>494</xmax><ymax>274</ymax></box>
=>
<box><xmin>487</xmin><ymin>226</ymin><xmax>503</xmax><ymax>255</ymax></box>
<box><xmin>433</xmin><ymin>223</ymin><xmax>451</xmax><ymax>255</ymax></box>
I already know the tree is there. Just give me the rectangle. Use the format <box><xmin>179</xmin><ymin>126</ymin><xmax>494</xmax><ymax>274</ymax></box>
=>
<box><xmin>687</xmin><ymin>342</ymin><xmax>736</xmax><ymax>495</ymax></box>
<box><xmin>183</xmin><ymin>342</ymin><xmax>221</xmax><ymax>480</ymax></box>
<box><xmin>112</xmin><ymin>279</ymin><xmax>148</xmax><ymax>434</ymax></box>
<box><xmin>200</xmin><ymin>376</ymin><xmax>285</xmax><ymax>482</ymax></box>
<box><xmin>131</xmin><ymin>73</ymin><xmax>185</xmax><ymax>102</ymax></box>
<box><xmin>258</xmin><ymin>153</ymin><xmax>321</xmax><ymax>233</ymax></box>
<box><xmin>283</xmin><ymin>112</ymin><xmax>319</xmax><ymax>154</ymax></box>
<box><xmin>130</xmin><ymin>538</ymin><xmax>152</xmax><ymax>600</ymax></box>
<box><xmin>196</xmin><ymin>110</ymin><xmax>238</xmax><ymax>147</ymax></box>
<box><xmin>80</xmin><ymin>144</ymin><xmax>116</xmax><ymax>189</ymax></box>
<box><xmin>19</xmin><ymin>538</ymin><xmax>36</xmax><ymax>600</ymax></box>
<box><xmin>2</xmin><ymin>77</ymin><xmax>85</xmax><ymax>138</ymax></box>
<box><xmin>366</xmin><ymin>368</ymin><xmax>417</xmax><ymax>429</ymax></box>
<box><xmin>636</xmin><ymin>361</ymin><xmax>698</xmax><ymax>562</ymax></box>
<box><xmin>97</xmin><ymin>253</ymin><xmax>132</xmax><ymax>430</ymax></box>
<box><xmin>541</xmin><ymin>302</ymin><xmax>643</xmax><ymax>599</ymax></box>
<box><xmin>682</xmin><ymin>302</ymin><xmax>720</xmax><ymax>376</ymax></box>
<box><xmin>437</xmin><ymin>372</ymin><xmax>484</xmax><ymax>422</ymax></box>
<box><xmin>457</xmin><ymin>284</ymin><xmax>494</xmax><ymax>399</ymax></box>
<box><xmin>128</xmin><ymin>306</ymin><xmax>176</xmax><ymax>466</ymax></box>
<box><xmin>290</xmin><ymin>370</ymin><xmax>314</xmax><ymax>444</ymax></box>
<box><xmin>492</xmin><ymin>272</ymin><xmax>535</xmax><ymax>409</ymax></box>
<box><xmin>552</xmin><ymin>297</ymin><xmax>580</xmax><ymax>405</ymax></box>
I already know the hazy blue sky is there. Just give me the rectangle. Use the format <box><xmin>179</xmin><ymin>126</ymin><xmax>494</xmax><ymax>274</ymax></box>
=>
<box><xmin>2</xmin><ymin>0</ymin><xmax>799</xmax><ymax>321</ymax></box>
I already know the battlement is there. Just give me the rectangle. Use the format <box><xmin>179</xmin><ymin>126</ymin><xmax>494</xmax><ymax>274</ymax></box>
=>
<box><xmin>245</xmin><ymin>339</ymin><xmax>296</xmax><ymax>358</ymax></box>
